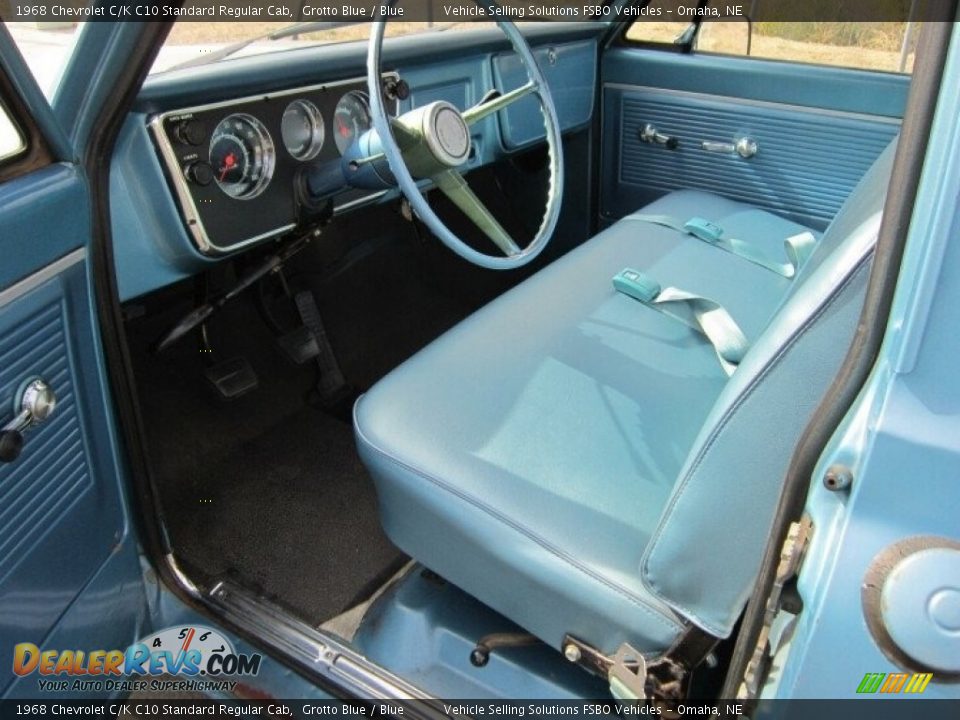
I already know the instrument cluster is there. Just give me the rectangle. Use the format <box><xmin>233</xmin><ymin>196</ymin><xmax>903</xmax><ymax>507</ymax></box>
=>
<box><xmin>150</xmin><ymin>75</ymin><xmax>399</xmax><ymax>256</ymax></box>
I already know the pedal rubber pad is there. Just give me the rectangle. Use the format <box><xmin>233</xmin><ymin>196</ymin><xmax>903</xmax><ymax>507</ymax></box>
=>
<box><xmin>277</xmin><ymin>325</ymin><xmax>320</xmax><ymax>365</ymax></box>
<box><xmin>204</xmin><ymin>357</ymin><xmax>259</xmax><ymax>400</ymax></box>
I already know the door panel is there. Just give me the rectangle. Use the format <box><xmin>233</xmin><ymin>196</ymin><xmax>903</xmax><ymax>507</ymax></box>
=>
<box><xmin>0</xmin><ymin>40</ymin><xmax>148</xmax><ymax>698</ymax></box>
<box><xmin>601</xmin><ymin>48</ymin><xmax>909</xmax><ymax>228</ymax></box>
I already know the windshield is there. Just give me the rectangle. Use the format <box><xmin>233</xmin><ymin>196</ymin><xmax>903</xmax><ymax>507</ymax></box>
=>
<box><xmin>151</xmin><ymin>0</ymin><xmax>607</xmax><ymax>75</ymax></box>
<box><xmin>153</xmin><ymin>21</ymin><xmax>490</xmax><ymax>74</ymax></box>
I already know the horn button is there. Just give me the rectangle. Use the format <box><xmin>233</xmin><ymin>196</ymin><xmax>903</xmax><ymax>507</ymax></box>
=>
<box><xmin>426</xmin><ymin>102</ymin><xmax>471</xmax><ymax>167</ymax></box>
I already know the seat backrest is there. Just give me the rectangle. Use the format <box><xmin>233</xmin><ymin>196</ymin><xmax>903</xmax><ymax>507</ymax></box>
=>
<box><xmin>639</xmin><ymin>139</ymin><xmax>898</xmax><ymax>637</ymax></box>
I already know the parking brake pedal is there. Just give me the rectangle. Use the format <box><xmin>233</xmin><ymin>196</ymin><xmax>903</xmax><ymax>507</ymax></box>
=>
<box><xmin>205</xmin><ymin>357</ymin><xmax>259</xmax><ymax>400</ymax></box>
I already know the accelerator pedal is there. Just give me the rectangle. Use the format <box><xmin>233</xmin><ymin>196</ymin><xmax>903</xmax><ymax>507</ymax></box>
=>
<box><xmin>293</xmin><ymin>290</ymin><xmax>354</xmax><ymax>412</ymax></box>
<box><xmin>204</xmin><ymin>357</ymin><xmax>259</xmax><ymax>400</ymax></box>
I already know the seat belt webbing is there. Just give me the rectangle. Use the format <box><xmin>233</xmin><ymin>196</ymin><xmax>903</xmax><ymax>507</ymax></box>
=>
<box><xmin>613</xmin><ymin>268</ymin><xmax>748</xmax><ymax>376</ymax></box>
<box><xmin>626</xmin><ymin>213</ymin><xmax>816</xmax><ymax>279</ymax></box>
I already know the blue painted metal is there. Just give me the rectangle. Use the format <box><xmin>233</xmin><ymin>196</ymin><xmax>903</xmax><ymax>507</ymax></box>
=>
<box><xmin>493</xmin><ymin>40</ymin><xmax>596</xmax><ymax>150</ymax></box>
<box><xmin>602</xmin><ymin>49</ymin><xmax>910</xmax><ymax>118</ymax></box>
<box><xmin>3</xmin><ymin>541</ymin><xmax>151</xmax><ymax>700</ymax></box>
<box><xmin>111</xmin><ymin>113</ymin><xmax>216</xmax><ymax>301</ymax></box>
<box><xmin>0</xmin><ymin>165</ymin><xmax>89</xmax><ymax>289</ymax></box>
<box><xmin>353</xmin><ymin>567</ymin><xmax>607</xmax><ymax>699</ymax></box>
<box><xmin>767</xmin><ymin>22</ymin><xmax>960</xmax><ymax>699</ymax></box>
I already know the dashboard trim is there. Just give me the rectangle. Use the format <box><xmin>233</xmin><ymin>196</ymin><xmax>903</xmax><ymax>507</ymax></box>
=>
<box><xmin>148</xmin><ymin>72</ymin><xmax>399</xmax><ymax>257</ymax></box>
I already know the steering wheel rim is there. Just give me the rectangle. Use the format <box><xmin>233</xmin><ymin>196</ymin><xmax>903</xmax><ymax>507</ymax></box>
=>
<box><xmin>367</xmin><ymin>15</ymin><xmax>565</xmax><ymax>270</ymax></box>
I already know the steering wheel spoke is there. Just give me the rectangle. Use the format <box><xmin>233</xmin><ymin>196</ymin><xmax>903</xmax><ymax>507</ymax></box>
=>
<box><xmin>462</xmin><ymin>81</ymin><xmax>539</xmax><ymax>127</ymax></box>
<box><xmin>433</xmin><ymin>170</ymin><xmax>521</xmax><ymax>256</ymax></box>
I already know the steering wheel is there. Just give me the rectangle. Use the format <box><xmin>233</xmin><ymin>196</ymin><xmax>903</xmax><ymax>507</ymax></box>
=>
<box><xmin>367</xmin><ymin>13</ymin><xmax>564</xmax><ymax>270</ymax></box>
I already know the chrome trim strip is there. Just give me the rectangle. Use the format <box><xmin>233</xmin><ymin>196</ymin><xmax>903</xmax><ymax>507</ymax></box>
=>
<box><xmin>0</xmin><ymin>248</ymin><xmax>86</xmax><ymax>309</ymax></box>
<box><xmin>602</xmin><ymin>83</ymin><xmax>903</xmax><ymax>125</ymax></box>
<box><xmin>165</xmin><ymin>553</ymin><xmax>202</xmax><ymax>599</ymax></box>
<box><xmin>150</xmin><ymin>73</ymin><xmax>399</xmax><ymax>257</ymax></box>
<box><xmin>207</xmin><ymin>580</ymin><xmax>439</xmax><ymax>704</ymax></box>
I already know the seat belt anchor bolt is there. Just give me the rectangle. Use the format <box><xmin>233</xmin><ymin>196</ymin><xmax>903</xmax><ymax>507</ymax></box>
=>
<box><xmin>823</xmin><ymin>464</ymin><xmax>853</xmax><ymax>491</ymax></box>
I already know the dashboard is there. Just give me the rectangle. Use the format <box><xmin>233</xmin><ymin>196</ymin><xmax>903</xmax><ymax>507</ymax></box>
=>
<box><xmin>112</xmin><ymin>28</ymin><xmax>600</xmax><ymax>301</ymax></box>
<box><xmin>149</xmin><ymin>74</ymin><xmax>400</xmax><ymax>256</ymax></box>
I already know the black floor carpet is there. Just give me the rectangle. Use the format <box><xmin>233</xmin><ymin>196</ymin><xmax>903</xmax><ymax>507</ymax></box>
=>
<box><xmin>163</xmin><ymin>404</ymin><xmax>405</xmax><ymax>621</ymax></box>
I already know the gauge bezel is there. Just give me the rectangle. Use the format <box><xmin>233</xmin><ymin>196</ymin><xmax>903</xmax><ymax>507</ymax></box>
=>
<box><xmin>209</xmin><ymin>112</ymin><xmax>276</xmax><ymax>200</ymax></box>
<box><xmin>332</xmin><ymin>90</ymin><xmax>373</xmax><ymax>157</ymax></box>
<box><xmin>148</xmin><ymin>72</ymin><xmax>398</xmax><ymax>257</ymax></box>
<box><xmin>281</xmin><ymin>99</ymin><xmax>326</xmax><ymax>161</ymax></box>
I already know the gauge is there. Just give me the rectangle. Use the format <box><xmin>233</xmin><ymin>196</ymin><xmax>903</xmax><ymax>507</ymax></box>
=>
<box><xmin>208</xmin><ymin>113</ymin><xmax>275</xmax><ymax>200</ymax></box>
<box><xmin>333</xmin><ymin>91</ymin><xmax>372</xmax><ymax>156</ymax></box>
<box><xmin>281</xmin><ymin>99</ymin><xmax>325</xmax><ymax>161</ymax></box>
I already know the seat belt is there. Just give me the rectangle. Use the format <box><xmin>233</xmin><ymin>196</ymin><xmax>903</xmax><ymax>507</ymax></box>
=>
<box><xmin>627</xmin><ymin>213</ymin><xmax>817</xmax><ymax>279</ymax></box>
<box><xmin>613</xmin><ymin>268</ymin><xmax>748</xmax><ymax>376</ymax></box>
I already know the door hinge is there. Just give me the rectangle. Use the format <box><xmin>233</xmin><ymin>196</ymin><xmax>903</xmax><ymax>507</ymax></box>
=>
<box><xmin>737</xmin><ymin>514</ymin><xmax>814</xmax><ymax>700</ymax></box>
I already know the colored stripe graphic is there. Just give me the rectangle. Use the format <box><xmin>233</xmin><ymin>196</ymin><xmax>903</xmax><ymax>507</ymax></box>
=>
<box><xmin>857</xmin><ymin>673</ymin><xmax>886</xmax><ymax>694</ymax></box>
<box><xmin>881</xmin><ymin>673</ymin><xmax>909</xmax><ymax>693</ymax></box>
<box><xmin>857</xmin><ymin>671</ymin><xmax>933</xmax><ymax>694</ymax></box>
<box><xmin>904</xmin><ymin>673</ymin><xmax>933</xmax><ymax>693</ymax></box>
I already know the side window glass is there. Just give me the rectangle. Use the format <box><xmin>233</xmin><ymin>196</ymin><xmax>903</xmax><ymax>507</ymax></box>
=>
<box><xmin>3</xmin><ymin>20</ymin><xmax>87</xmax><ymax>99</ymax></box>
<box><xmin>0</xmin><ymin>99</ymin><xmax>26</xmax><ymax>162</ymax></box>
<box><xmin>623</xmin><ymin>0</ymin><xmax>694</xmax><ymax>45</ymax></box>
<box><xmin>696</xmin><ymin>21</ymin><xmax>917</xmax><ymax>75</ymax></box>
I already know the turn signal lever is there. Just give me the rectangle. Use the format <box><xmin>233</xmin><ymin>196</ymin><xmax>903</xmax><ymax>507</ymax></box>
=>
<box><xmin>0</xmin><ymin>379</ymin><xmax>57</xmax><ymax>463</ymax></box>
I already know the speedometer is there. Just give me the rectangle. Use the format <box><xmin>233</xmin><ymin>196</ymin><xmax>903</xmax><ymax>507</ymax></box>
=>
<box><xmin>332</xmin><ymin>91</ymin><xmax>371</xmax><ymax>156</ymax></box>
<box><xmin>208</xmin><ymin>113</ymin><xmax>275</xmax><ymax>200</ymax></box>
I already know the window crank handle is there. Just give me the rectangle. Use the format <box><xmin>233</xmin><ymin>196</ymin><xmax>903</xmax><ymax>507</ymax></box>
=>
<box><xmin>0</xmin><ymin>379</ymin><xmax>56</xmax><ymax>464</ymax></box>
<box><xmin>640</xmin><ymin>123</ymin><xmax>679</xmax><ymax>150</ymax></box>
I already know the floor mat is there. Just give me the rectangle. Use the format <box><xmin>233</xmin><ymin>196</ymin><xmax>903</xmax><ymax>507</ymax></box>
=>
<box><xmin>163</xmin><ymin>405</ymin><xmax>405</xmax><ymax>623</ymax></box>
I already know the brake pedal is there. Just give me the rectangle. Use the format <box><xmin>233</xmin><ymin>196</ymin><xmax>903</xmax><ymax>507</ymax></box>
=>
<box><xmin>276</xmin><ymin>324</ymin><xmax>320</xmax><ymax>365</ymax></box>
<box><xmin>204</xmin><ymin>357</ymin><xmax>259</xmax><ymax>400</ymax></box>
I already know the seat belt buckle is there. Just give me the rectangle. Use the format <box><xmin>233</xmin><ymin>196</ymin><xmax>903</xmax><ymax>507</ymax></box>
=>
<box><xmin>683</xmin><ymin>217</ymin><xmax>724</xmax><ymax>244</ymax></box>
<box><xmin>613</xmin><ymin>268</ymin><xmax>661</xmax><ymax>304</ymax></box>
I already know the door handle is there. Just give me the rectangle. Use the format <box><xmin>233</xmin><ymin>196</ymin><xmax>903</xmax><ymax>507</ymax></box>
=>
<box><xmin>701</xmin><ymin>137</ymin><xmax>759</xmax><ymax>159</ymax></box>
<box><xmin>0</xmin><ymin>378</ymin><xmax>57</xmax><ymax>464</ymax></box>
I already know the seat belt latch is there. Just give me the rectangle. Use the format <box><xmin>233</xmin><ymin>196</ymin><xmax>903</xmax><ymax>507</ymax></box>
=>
<box><xmin>613</xmin><ymin>269</ymin><xmax>661</xmax><ymax>304</ymax></box>
<box><xmin>683</xmin><ymin>217</ymin><xmax>724</xmax><ymax>244</ymax></box>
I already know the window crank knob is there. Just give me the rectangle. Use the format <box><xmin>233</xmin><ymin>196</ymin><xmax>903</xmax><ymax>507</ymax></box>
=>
<box><xmin>0</xmin><ymin>429</ymin><xmax>23</xmax><ymax>463</ymax></box>
<box><xmin>22</xmin><ymin>379</ymin><xmax>56</xmax><ymax>422</ymax></box>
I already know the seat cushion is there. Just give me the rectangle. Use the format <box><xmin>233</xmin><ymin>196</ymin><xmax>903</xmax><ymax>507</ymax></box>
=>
<box><xmin>354</xmin><ymin>191</ymin><xmax>815</xmax><ymax>654</ymax></box>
